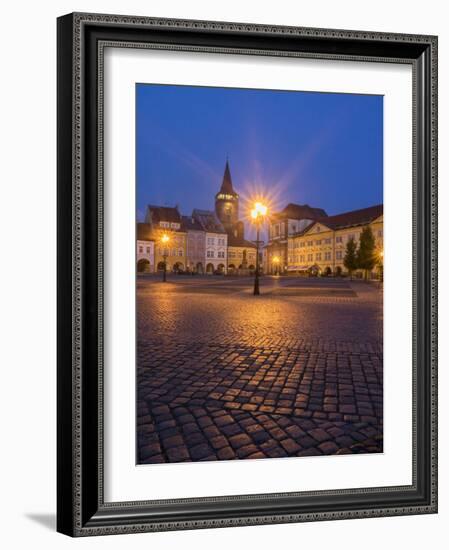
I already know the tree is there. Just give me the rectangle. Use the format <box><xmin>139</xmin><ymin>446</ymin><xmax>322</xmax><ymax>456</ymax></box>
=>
<box><xmin>343</xmin><ymin>237</ymin><xmax>358</xmax><ymax>280</ymax></box>
<box><xmin>357</xmin><ymin>226</ymin><xmax>376</xmax><ymax>280</ymax></box>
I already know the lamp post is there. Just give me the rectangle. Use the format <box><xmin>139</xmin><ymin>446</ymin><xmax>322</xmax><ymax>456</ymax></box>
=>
<box><xmin>161</xmin><ymin>233</ymin><xmax>170</xmax><ymax>282</ymax></box>
<box><xmin>250</xmin><ymin>202</ymin><xmax>267</xmax><ymax>296</ymax></box>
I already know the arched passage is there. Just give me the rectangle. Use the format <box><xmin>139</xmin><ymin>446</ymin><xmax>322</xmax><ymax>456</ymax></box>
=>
<box><xmin>137</xmin><ymin>258</ymin><xmax>150</xmax><ymax>273</ymax></box>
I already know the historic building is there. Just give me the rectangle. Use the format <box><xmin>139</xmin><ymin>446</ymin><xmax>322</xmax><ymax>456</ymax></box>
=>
<box><xmin>138</xmin><ymin>160</ymin><xmax>383</xmax><ymax>279</ymax></box>
<box><xmin>264</xmin><ymin>203</ymin><xmax>328</xmax><ymax>274</ymax></box>
<box><xmin>181</xmin><ymin>215</ymin><xmax>206</xmax><ymax>273</ymax></box>
<box><xmin>285</xmin><ymin>204</ymin><xmax>383</xmax><ymax>277</ymax></box>
<box><xmin>215</xmin><ymin>160</ymin><xmax>239</xmax><ymax>231</ymax></box>
<box><xmin>136</xmin><ymin>223</ymin><xmax>155</xmax><ymax>273</ymax></box>
<box><xmin>144</xmin><ymin>205</ymin><xmax>187</xmax><ymax>272</ymax></box>
<box><xmin>227</xmin><ymin>233</ymin><xmax>258</xmax><ymax>273</ymax></box>
<box><xmin>215</xmin><ymin>160</ymin><xmax>257</xmax><ymax>274</ymax></box>
<box><xmin>192</xmin><ymin>209</ymin><xmax>228</xmax><ymax>274</ymax></box>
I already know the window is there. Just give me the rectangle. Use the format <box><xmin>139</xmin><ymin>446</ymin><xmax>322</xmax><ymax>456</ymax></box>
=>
<box><xmin>207</xmin><ymin>237</ymin><xmax>215</xmax><ymax>245</ymax></box>
<box><xmin>170</xmin><ymin>223</ymin><xmax>180</xmax><ymax>229</ymax></box>
<box><xmin>218</xmin><ymin>238</ymin><xmax>225</xmax><ymax>246</ymax></box>
<box><xmin>336</xmin><ymin>251</ymin><xmax>342</xmax><ymax>260</ymax></box>
<box><xmin>316</xmin><ymin>239</ymin><xmax>322</xmax><ymax>245</ymax></box>
<box><xmin>160</xmin><ymin>221</ymin><xmax>169</xmax><ymax>228</ymax></box>
<box><xmin>229</xmin><ymin>251</ymin><xmax>235</xmax><ymax>258</ymax></box>
<box><xmin>178</xmin><ymin>249</ymin><xmax>183</xmax><ymax>256</ymax></box>
<box><xmin>218</xmin><ymin>251</ymin><xmax>225</xmax><ymax>259</ymax></box>
<box><xmin>291</xmin><ymin>224</ymin><xmax>297</xmax><ymax>233</ymax></box>
<box><xmin>146</xmin><ymin>246</ymin><xmax>151</xmax><ymax>254</ymax></box>
<box><xmin>206</xmin><ymin>250</ymin><xmax>214</xmax><ymax>258</ymax></box>
<box><xmin>325</xmin><ymin>238</ymin><xmax>331</xmax><ymax>244</ymax></box>
<box><xmin>316</xmin><ymin>253</ymin><xmax>322</xmax><ymax>261</ymax></box>
<box><xmin>139</xmin><ymin>246</ymin><xmax>143</xmax><ymax>253</ymax></box>
<box><xmin>325</xmin><ymin>251</ymin><xmax>331</xmax><ymax>261</ymax></box>
<box><xmin>307</xmin><ymin>240</ymin><xmax>313</xmax><ymax>246</ymax></box>
<box><xmin>378</xmin><ymin>229</ymin><xmax>383</xmax><ymax>237</ymax></box>
<box><xmin>307</xmin><ymin>253</ymin><xmax>313</xmax><ymax>261</ymax></box>
<box><xmin>348</xmin><ymin>233</ymin><xmax>355</xmax><ymax>241</ymax></box>
<box><xmin>316</xmin><ymin>226</ymin><xmax>321</xmax><ymax>232</ymax></box>
<box><xmin>300</xmin><ymin>255</ymin><xmax>305</xmax><ymax>263</ymax></box>
<box><xmin>336</xmin><ymin>236</ymin><xmax>343</xmax><ymax>243</ymax></box>
<box><xmin>274</xmin><ymin>225</ymin><xmax>280</xmax><ymax>237</ymax></box>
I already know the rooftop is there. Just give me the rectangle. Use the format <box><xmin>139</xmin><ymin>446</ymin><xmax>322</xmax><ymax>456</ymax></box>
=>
<box><xmin>272</xmin><ymin>203</ymin><xmax>328</xmax><ymax>221</ymax></box>
<box><xmin>227</xmin><ymin>233</ymin><xmax>257</xmax><ymax>248</ymax></box>
<box><xmin>217</xmin><ymin>159</ymin><xmax>238</xmax><ymax>197</ymax></box>
<box><xmin>136</xmin><ymin>223</ymin><xmax>154</xmax><ymax>241</ymax></box>
<box><xmin>192</xmin><ymin>209</ymin><xmax>227</xmax><ymax>234</ymax></box>
<box><xmin>293</xmin><ymin>204</ymin><xmax>383</xmax><ymax>236</ymax></box>
<box><xmin>147</xmin><ymin>205</ymin><xmax>182</xmax><ymax>224</ymax></box>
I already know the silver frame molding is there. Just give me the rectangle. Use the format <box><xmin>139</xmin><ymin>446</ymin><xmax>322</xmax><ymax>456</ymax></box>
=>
<box><xmin>57</xmin><ymin>12</ymin><xmax>438</xmax><ymax>537</ymax></box>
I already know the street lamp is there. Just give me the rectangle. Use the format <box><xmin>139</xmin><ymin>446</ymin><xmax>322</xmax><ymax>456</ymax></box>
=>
<box><xmin>272</xmin><ymin>255</ymin><xmax>280</xmax><ymax>275</ymax></box>
<box><xmin>161</xmin><ymin>233</ymin><xmax>170</xmax><ymax>282</ymax></box>
<box><xmin>250</xmin><ymin>202</ymin><xmax>268</xmax><ymax>296</ymax></box>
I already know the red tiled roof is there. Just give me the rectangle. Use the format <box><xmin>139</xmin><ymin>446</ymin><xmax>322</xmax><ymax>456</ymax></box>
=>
<box><xmin>290</xmin><ymin>204</ymin><xmax>383</xmax><ymax>237</ymax></box>
<box><xmin>136</xmin><ymin>223</ymin><xmax>154</xmax><ymax>241</ymax></box>
<box><xmin>317</xmin><ymin>204</ymin><xmax>383</xmax><ymax>230</ymax></box>
<box><xmin>272</xmin><ymin>203</ymin><xmax>327</xmax><ymax>221</ymax></box>
<box><xmin>147</xmin><ymin>205</ymin><xmax>181</xmax><ymax>224</ymax></box>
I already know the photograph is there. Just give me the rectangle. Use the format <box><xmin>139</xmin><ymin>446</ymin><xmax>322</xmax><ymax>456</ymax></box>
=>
<box><xmin>135</xmin><ymin>83</ymin><xmax>384</xmax><ymax>465</ymax></box>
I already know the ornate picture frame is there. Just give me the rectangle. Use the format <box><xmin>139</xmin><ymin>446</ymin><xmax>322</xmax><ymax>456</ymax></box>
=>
<box><xmin>57</xmin><ymin>12</ymin><xmax>437</xmax><ymax>536</ymax></box>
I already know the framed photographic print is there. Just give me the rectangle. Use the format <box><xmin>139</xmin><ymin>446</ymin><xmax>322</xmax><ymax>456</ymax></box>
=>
<box><xmin>57</xmin><ymin>12</ymin><xmax>438</xmax><ymax>536</ymax></box>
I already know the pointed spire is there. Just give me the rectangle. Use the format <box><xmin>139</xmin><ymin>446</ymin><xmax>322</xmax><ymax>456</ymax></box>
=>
<box><xmin>220</xmin><ymin>159</ymin><xmax>235</xmax><ymax>194</ymax></box>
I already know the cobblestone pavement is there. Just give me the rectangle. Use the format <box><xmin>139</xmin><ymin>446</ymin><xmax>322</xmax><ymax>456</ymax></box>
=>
<box><xmin>137</xmin><ymin>276</ymin><xmax>383</xmax><ymax>464</ymax></box>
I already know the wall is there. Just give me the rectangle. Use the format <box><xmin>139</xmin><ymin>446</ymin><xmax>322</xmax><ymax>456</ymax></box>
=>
<box><xmin>0</xmin><ymin>1</ymin><xmax>446</xmax><ymax>549</ymax></box>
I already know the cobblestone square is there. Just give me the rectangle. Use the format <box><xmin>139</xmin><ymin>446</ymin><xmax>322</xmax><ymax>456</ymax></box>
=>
<box><xmin>137</xmin><ymin>275</ymin><xmax>383</xmax><ymax>464</ymax></box>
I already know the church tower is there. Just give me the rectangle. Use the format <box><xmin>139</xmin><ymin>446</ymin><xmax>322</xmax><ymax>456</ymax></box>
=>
<box><xmin>215</xmin><ymin>160</ymin><xmax>239</xmax><ymax>229</ymax></box>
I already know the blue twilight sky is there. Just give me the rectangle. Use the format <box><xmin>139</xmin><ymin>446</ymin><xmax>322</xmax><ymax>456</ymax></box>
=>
<box><xmin>136</xmin><ymin>84</ymin><xmax>383</xmax><ymax>239</ymax></box>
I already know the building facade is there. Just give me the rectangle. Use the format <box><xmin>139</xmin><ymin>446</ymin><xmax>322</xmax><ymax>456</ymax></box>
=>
<box><xmin>227</xmin><ymin>235</ymin><xmax>257</xmax><ymax>274</ymax></box>
<box><xmin>192</xmin><ymin>209</ymin><xmax>228</xmax><ymax>274</ymax></box>
<box><xmin>144</xmin><ymin>205</ymin><xmax>187</xmax><ymax>272</ymax></box>
<box><xmin>181</xmin><ymin>216</ymin><xmax>206</xmax><ymax>273</ymax></box>
<box><xmin>286</xmin><ymin>204</ymin><xmax>383</xmax><ymax>277</ymax></box>
<box><xmin>264</xmin><ymin>203</ymin><xmax>328</xmax><ymax>274</ymax></box>
<box><xmin>136</xmin><ymin>223</ymin><xmax>155</xmax><ymax>273</ymax></box>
